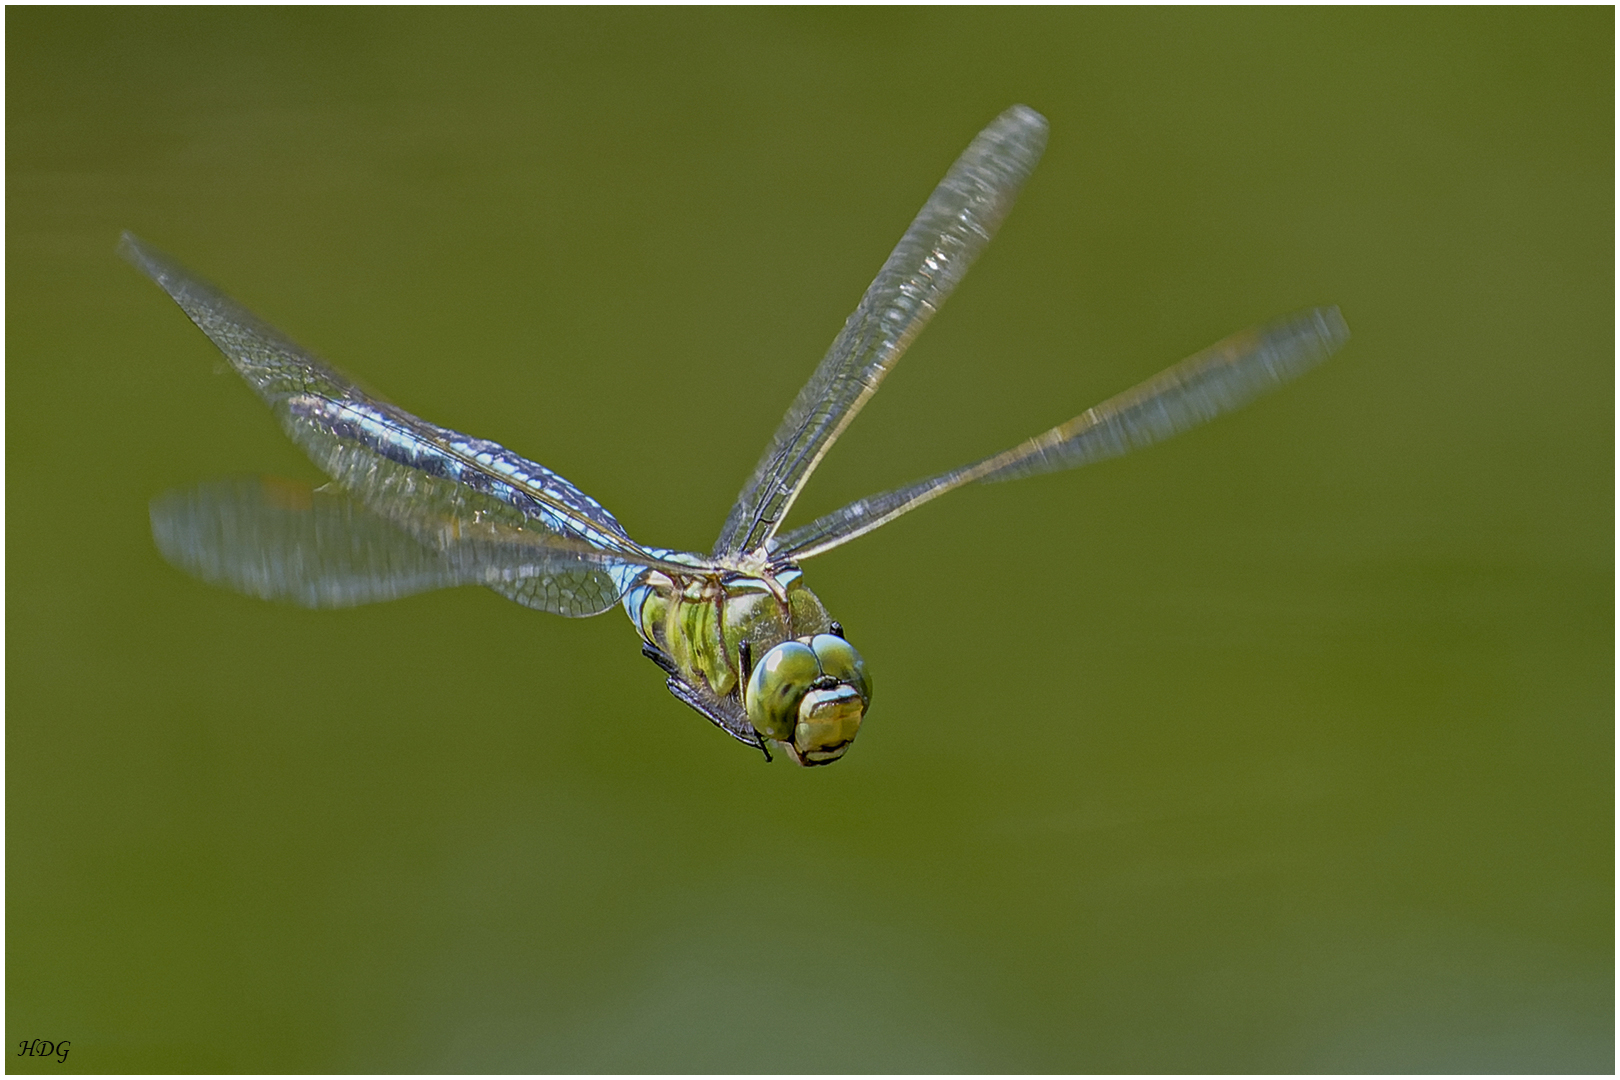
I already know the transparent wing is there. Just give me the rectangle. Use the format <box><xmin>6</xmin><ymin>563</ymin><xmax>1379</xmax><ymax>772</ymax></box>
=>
<box><xmin>711</xmin><ymin>105</ymin><xmax>1049</xmax><ymax>557</ymax></box>
<box><xmin>774</xmin><ymin>307</ymin><xmax>1350</xmax><ymax>561</ymax></box>
<box><xmin>151</xmin><ymin>476</ymin><xmax>659</xmax><ymax>616</ymax></box>
<box><xmin>122</xmin><ymin>233</ymin><xmax>701</xmax><ymax>583</ymax></box>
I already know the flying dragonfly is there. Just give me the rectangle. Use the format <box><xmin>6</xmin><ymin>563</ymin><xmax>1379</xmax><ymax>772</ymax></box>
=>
<box><xmin>127</xmin><ymin>105</ymin><xmax>1348</xmax><ymax>767</ymax></box>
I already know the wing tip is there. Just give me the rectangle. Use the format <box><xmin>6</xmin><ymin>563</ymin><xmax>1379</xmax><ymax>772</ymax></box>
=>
<box><xmin>1255</xmin><ymin>304</ymin><xmax>1350</xmax><ymax>383</ymax></box>
<box><xmin>989</xmin><ymin>103</ymin><xmax>1051</xmax><ymax>158</ymax></box>
<box><xmin>117</xmin><ymin>230</ymin><xmax>181</xmax><ymax>294</ymax></box>
<box><xmin>1311</xmin><ymin>305</ymin><xmax>1351</xmax><ymax>352</ymax></box>
<box><xmin>117</xmin><ymin>230</ymin><xmax>155</xmax><ymax>273</ymax></box>
<box><xmin>1002</xmin><ymin>103</ymin><xmax>1049</xmax><ymax>132</ymax></box>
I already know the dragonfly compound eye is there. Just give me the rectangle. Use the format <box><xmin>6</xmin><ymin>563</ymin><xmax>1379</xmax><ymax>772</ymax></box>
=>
<box><xmin>745</xmin><ymin>634</ymin><xmax>872</xmax><ymax>765</ymax></box>
<box><xmin>808</xmin><ymin>633</ymin><xmax>871</xmax><ymax>708</ymax></box>
<box><xmin>745</xmin><ymin>640</ymin><xmax>821</xmax><ymax>742</ymax></box>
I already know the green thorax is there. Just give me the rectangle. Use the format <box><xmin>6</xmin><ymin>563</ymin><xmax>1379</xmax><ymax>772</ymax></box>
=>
<box><xmin>629</xmin><ymin>563</ymin><xmax>831</xmax><ymax>700</ymax></box>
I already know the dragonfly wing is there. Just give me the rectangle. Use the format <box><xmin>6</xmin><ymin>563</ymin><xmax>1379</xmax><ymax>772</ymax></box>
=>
<box><xmin>151</xmin><ymin>476</ymin><xmax>649</xmax><ymax>616</ymax></box>
<box><xmin>775</xmin><ymin>307</ymin><xmax>1350</xmax><ymax>560</ymax></box>
<box><xmin>122</xmin><ymin>234</ymin><xmax>689</xmax><ymax>579</ymax></box>
<box><xmin>711</xmin><ymin>105</ymin><xmax>1049</xmax><ymax>557</ymax></box>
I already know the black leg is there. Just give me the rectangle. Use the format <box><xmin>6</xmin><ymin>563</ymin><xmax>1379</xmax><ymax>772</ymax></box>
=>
<box><xmin>641</xmin><ymin>641</ymin><xmax>679</xmax><ymax>677</ymax></box>
<box><xmin>829</xmin><ymin>621</ymin><xmax>845</xmax><ymax>639</ymax></box>
<box><xmin>662</xmin><ymin>675</ymin><xmax>771</xmax><ymax>762</ymax></box>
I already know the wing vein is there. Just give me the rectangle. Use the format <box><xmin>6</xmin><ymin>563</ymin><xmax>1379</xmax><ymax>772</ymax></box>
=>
<box><xmin>775</xmin><ymin>307</ymin><xmax>1350</xmax><ymax>560</ymax></box>
<box><xmin>712</xmin><ymin>105</ymin><xmax>1049</xmax><ymax>557</ymax></box>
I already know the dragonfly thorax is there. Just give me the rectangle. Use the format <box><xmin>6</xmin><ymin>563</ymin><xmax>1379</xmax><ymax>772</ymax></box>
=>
<box><xmin>625</xmin><ymin>563</ymin><xmax>824</xmax><ymax>700</ymax></box>
<box><xmin>623</xmin><ymin>563</ymin><xmax>871</xmax><ymax>764</ymax></box>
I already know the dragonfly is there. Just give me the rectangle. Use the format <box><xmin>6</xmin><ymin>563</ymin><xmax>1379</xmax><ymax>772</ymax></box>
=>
<box><xmin>126</xmin><ymin>105</ymin><xmax>1348</xmax><ymax>767</ymax></box>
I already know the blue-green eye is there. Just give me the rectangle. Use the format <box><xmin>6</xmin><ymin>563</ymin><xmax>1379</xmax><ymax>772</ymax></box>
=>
<box><xmin>745</xmin><ymin>640</ymin><xmax>819</xmax><ymax>741</ymax></box>
<box><xmin>808</xmin><ymin>633</ymin><xmax>871</xmax><ymax>706</ymax></box>
<box><xmin>744</xmin><ymin>633</ymin><xmax>872</xmax><ymax>765</ymax></box>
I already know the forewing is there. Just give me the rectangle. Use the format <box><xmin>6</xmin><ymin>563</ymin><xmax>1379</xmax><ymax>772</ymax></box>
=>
<box><xmin>775</xmin><ymin>307</ymin><xmax>1350</xmax><ymax>560</ymax></box>
<box><xmin>121</xmin><ymin>233</ymin><xmax>687</xmax><ymax>577</ymax></box>
<box><xmin>151</xmin><ymin>476</ymin><xmax>647</xmax><ymax>616</ymax></box>
<box><xmin>712</xmin><ymin>105</ymin><xmax>1049</xmax><ymax>557</ymax></box>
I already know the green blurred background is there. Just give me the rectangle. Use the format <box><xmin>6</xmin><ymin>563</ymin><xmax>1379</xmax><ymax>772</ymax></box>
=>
<box><xmin>7</xmin><ymin>8</ymin><xmax>1611</xmax><ymax>1073</ymax></box>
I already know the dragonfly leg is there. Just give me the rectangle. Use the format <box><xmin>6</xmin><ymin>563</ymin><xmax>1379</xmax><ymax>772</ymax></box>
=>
<box><xmin>732</xmin><ymin>639</ymin><xmax>778</xmax><ymax>762</ymax></box>
<box><xmin>661</xmin><ymin>674</ymin><xmax>771</xmax><ymax>762</ymax></box>
<box><xmin>641</xmin><ymin>641</ymin><xmax>680</xmax><ymax>678</ymax></box>
<box><xmin>829</xmin><ymin>621</ymin><xmax>845</xmax><ymax>639</ymax></box>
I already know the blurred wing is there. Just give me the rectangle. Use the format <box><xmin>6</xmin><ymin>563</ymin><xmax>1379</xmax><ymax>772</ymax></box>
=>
<box><xmin>151</xmin><ymin>476</ymin><xmax>658</xmax><ymax>616</ymax></box>
<box><xmin>774</xmin><ymin>307</ymin><xmax>1350</xmax><ymax>561</ymax></box>
<box><xmin>711</xmin><ymin>105</ymin><xmax>1049</xmax><ymax>557</ymax></box>
<box><xmin>122</xmin><ymin>233</ymin><xmax>698</xmax><ymax>581</ymax></box>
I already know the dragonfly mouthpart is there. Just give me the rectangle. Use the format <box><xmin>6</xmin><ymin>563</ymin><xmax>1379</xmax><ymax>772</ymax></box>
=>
<box><xmin>789</xmin><ymin>685</ymin><xmax>866</xmax><ymax>766</ymax></box>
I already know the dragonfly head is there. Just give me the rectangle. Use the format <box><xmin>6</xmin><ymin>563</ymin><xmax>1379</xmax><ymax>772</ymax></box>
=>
<box><xmin>744</xmin><ymin>632</ymin><xmax>871</xmax><ymax>766</ymax></box>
